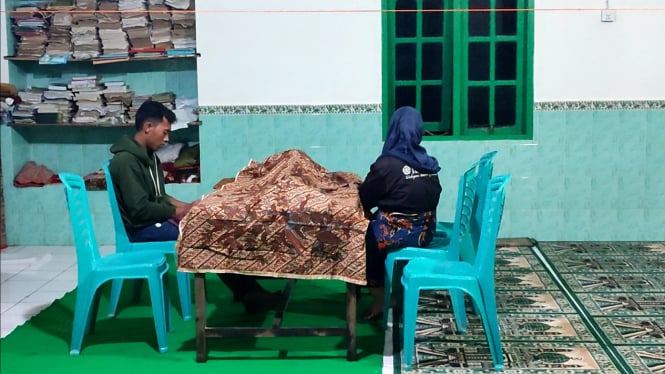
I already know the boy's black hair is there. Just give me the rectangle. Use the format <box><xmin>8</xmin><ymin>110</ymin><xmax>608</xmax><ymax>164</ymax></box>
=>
<box><xmin>134</xmin><ymin>100</ymin><xmax>176</xmax><ymax>131</ymax></box>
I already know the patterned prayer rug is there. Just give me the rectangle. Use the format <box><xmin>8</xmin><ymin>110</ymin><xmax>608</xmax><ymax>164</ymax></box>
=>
<box><xmin>384</xmin><ymin>241</ymin><xmax>665</xmax><ymax>373</ymax></box>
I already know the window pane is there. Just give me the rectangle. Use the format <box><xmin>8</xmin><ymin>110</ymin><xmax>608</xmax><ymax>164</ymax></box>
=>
<box><xmin>395</xmin><ymin>85</ymin><xmax>417</xmax><ymax>109</ymax></box>
<box><xmin>395</xmin><ymin>43</ymin><xmax>416</xmax><ymax>81</ymax></box>
<box><xmin>469</xmin><ymin>0</ymin><xmax>490</xmax><ymax>36</ymax></box>
<box><xmin>422</xmin><ymin>43</ymin><xmax>443</xmax><ymax>80</ymax></box>
<box><xmin>468</xmin><ymin>42</ymin><xmax>490</xmax><ymax>81</ymax></box>
<box><xmin>468</xmin><ymin>86</ymin><xmax>489</xmax><ymax>127</ymax></box>
<box><xmin>495</xmin><ymin>85</ymin><xmax>516</xmax><ymax>126</ymax></box>
<box><xmin>421</xmin><ymin>85</ymin><xmax>442</xmax><ymax>122</ymax></box>
<box><xmin>495</xmin><ymin>42</ymin><xmax>516</xmax><ymax>80</ymax></box>
<box><xmin>496</xmin><ymin>0</ymin><xmax>517</xmax><ymax>35</ymax></box>
<box><xmin>422</xmin><ymin>0</ymin><xmax>443</xmax><ymax>37</ymax></box>
<box><xmin>396</xmin><ymin>0</ymin><xmax>417</xmax><ymax>38</ymax></box>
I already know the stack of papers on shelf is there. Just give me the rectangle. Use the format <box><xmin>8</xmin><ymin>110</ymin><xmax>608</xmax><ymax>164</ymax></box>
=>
<box><xmin>165</xmin><ymin>0</ymin><xmax>190</xmax><ymax>10</ymax></box>
<box><xmin>120</xmin><ymin>0</ymin><xmax>154</xmax><ymax>49</ymax></box>
<box><xmin>72</xmin><ymin>110</ymin><xmax>101</xmax><ymax>124</ymax></box>
<box><xmin>148</xmin><ymin>4</ymin><xmax>172</xmax><ymax>49</ymax></box>
<box><xmin>75</xmin><ymin>0</ymin><xmax>96</xmax><ymax>10</ymax></box>
<box><xmin>14</xmin><ymin>88</ymin><xmax>45</xmax><ymax>124</ymax></box>
<box><xmin>98</xmin><ymin>1</ymin><xmax>129</xmax><ymax>55</ymax></box>
<box><xmin>102</xmin><ymin>81</ymin><xmax>134</xmax><ymax>123</ymax></box>
<box><xmin>171</xmin><ymin>7</ymin><xmax>196</xmax><ymax>50</ymax></box>
<box><xmin>42</xmin><ymin>82</ymin><xmax>75</xmax><ymax>123</ymax></box>
<box><xmin>125</xmin><ymin>28</ymin><xmax>154</xmax><ymax>49</ymax></box>
<box><xmin>46</xmin><ymin>12</ymin><xmax>73</xmax><ymax>57</ymax></box>
<box><xmin>69</xmin><ymin>76</ymin><xmax>105</xmax><ymax>123</ymax></box>
<box><xmin>11</xmin><ymin>7</ymin><xmax>49</xmax><ymax>58</ymax></box>
<box><xmin>97</xmin><ymin>0</ymin><xmax>122</xmax><ymax>24</ymax></box>
<box><xmin>71</xmin><ymin>4</ymin><xmax>100</xmax><ymax>60</ymax></box>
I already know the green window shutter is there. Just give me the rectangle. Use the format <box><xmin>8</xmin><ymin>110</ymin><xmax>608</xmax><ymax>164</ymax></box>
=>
<box><xmin>383</xmin><ymin>0</ymin><xmax>534</xmax><ymax>140</ymax></box>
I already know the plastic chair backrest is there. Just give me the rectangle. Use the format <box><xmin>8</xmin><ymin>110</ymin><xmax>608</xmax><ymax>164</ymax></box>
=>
<box><xmin>474</xmin><ymin>150</ymin><xmax>498</xmax><ymax>225</ymax></box>
<box><xmin>102</xmin><ymin>160</ymin><xmax>132</xmax><ymax>251</ymax></box>
<box><xmin>447</xmin><ymin>162</ymin><xmax>479</xmax><ymax>260</ymax></box>
<box><xmin>473</xmin><ymin>174</ymin><xmax>510</xmax><ymax>285</ymax></box>
<box><xmin>59</xmin><ymin>173</ymin><xmax>101</xmax><ymax>280</ymax></box>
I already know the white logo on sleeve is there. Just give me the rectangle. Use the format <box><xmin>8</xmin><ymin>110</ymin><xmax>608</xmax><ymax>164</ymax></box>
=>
<box><xmin>402</xmin><ymin>165</ymin><xmax>437</xmax><ymax>180</ymax></box>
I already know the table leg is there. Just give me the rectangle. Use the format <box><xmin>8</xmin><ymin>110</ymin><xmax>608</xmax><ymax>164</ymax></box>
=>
<box><xmin>346</xmin><ymin>283</ymin><xmax>358</xmax><ymax>361</ymax></box>
<box><xmin>195</xmin><ymin>273</ymin><xmax>208</xmax><ymax>363</ymax></box>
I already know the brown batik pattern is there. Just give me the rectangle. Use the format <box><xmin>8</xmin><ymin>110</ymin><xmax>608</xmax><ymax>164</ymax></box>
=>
<box><xmin>176</xmin><ymin>149</ymin><xmax>368</xmax><ymax>285</ymax></box>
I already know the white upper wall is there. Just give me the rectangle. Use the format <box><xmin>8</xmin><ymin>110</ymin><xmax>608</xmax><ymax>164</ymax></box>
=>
<box><xmin>197</xmin><ymin>0</ymin><xmax>665</xmax><ymax>104</ymax></box>
<box><xmin>534</xmin><ymin>0</ymin><xmax>665</xmax><ymax>101</ymax></box>
<box><xmin>2</xmin><ymin>0</ymin><xmax>663</xmax><ymax>102</ymax></box>
<box><xmin>1</xmin><ymin>0</ymin><xmax>8</xmax><ymax>83</ymax></box>
<box><xmin>196</xmin><ymin>0</ymin><xmax>382</xmax><ymax>106</ymax></box>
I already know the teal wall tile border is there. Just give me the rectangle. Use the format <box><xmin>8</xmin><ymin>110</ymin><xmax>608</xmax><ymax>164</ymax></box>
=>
<box><xmin>535</xmin><ymin>100</ymin><xmax>665</xmax><ymax>111</ymax></box>
<box><xmin>199</xmin><ymin>104</ymin><xmax>382</xmax><ymax>115</ymax></box>
<box><xmin>199</xmin><ymin>101</ymin><xmax>665</xmax><ymax>115</ymax></box>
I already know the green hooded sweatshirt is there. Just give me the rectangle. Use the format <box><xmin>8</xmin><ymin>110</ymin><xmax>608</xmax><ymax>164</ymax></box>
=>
<box><xmin>109</xmin><ymin>135</ymin><xmax>175</xmax><ymax>228</ymax></box>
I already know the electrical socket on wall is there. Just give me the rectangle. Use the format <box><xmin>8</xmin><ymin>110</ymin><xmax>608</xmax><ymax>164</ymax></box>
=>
<box><xmin>601</xmin><ymin>9</ymin><xmax>616</xmax><ymax>22</ymax></box>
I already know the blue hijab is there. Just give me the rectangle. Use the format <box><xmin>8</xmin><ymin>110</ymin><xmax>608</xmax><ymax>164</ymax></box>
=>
<box><xmin>380</xmin><ymin>106</ymin><xmax>441</xmax><ymax>173</ymax></box>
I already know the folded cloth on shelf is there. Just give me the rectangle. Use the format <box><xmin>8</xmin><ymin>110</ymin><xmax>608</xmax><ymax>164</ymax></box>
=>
<box><xmin>13</xmin><ymin>161</ymin><xmax>57</xmax><ymax>187</ymax></box>
<box><xmin>176</xmin><ymin>149</ymin><xmax>368</xmax><ymax>285</ymax></box>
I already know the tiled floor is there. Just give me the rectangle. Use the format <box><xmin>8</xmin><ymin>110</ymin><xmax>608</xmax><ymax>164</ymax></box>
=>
<box><xmin>0</xmin><ymin>245</ymin><xmax>112</xmax><ymax>338</ymax></box>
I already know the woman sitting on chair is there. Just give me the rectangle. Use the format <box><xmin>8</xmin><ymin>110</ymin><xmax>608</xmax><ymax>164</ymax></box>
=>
<box><xmin>359</xmin><ymin>106</ymin><xmax>442</xmax><ymax>320</ymax></box>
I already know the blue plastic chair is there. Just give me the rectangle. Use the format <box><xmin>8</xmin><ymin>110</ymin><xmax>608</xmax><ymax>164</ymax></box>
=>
<box><xmin>400</xmin><ymin>174</ymin><xmax>511</xmax><ymax>371</ymax></box>
<box><xmin>382</xmin><ymin>161</ymin><xmax>478</xmax><ymax>329</ymax></box>
<box><xmin>59</xmin><ymin>173</ymin><xmax>172</xmax><ymax>355</ymax></box>
<box><xmin>102</xmin><ymin>160</ymin><xmax>192</xmax><ymax>321</ymax></box>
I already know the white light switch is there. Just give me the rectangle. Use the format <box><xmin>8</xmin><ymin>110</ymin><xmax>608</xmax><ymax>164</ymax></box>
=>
<box><xmin>601</xmin><ymin>9</ymin><xmax>617</xmax><ymax>22</ymax></box>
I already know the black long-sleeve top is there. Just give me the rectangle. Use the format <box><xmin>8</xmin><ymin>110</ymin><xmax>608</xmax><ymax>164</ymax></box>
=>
<box><xmin>359</xmin><ymin>156</ymin><xmax>442</xmax><ymax>214</ymax></box>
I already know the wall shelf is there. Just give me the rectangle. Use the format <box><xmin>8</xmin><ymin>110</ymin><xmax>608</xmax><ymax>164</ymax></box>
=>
<box><xmin>4</xmin><ymin>53</ymin><xmax>200</xmax><ymax>65</ymax></box>
<box><xmin>7</xmin><ymin>121</ymin><xmax>201</xmax><ymax>128</ymax></box>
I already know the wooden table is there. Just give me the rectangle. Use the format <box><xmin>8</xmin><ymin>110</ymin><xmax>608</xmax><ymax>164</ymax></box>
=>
<box><xmin>193</xmin><ymin>273</ymin><xmax>359</xmax><ymax>362</ymax></box>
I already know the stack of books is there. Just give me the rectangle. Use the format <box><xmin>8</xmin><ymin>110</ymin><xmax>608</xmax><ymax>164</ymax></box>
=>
<box><xmin>97</xmin><ymin>0</ymin><xmax>130</xmax><ymax>58</ymax></box>
<box><xmin>69</xmin><ymin>76</ymin><xmax>104</xmax><ymax>123</ymax></box>
<box><xmin>148</xmin><ymin>3</ymin><xmax>172</xmax><ymax>49</ymax></box>
<box><xmin>170</xmin><ymin>4</ymin><xmax>196</xmax><ymax>51</ymax></box>
<box><xmin>120</xmin><ymin>0</ymin><xmax>154</xmax><ymax>49</ymax></box>
<box><xmin>11</xmin><ymin>6</ymin><xmax>49</xmax><ymax>58</ymax></box>
<box><xmin>102</xmin><ymin>81</ymin><xmax>134</xmax><ymax>123</ymax></box>
<box><xmin>14</xmin><ymin>89</ymin><xmax>44</xmax><ymax>124</ymax></box>
<box><xmin>71</xmin><ymin>0</ymin><xmax>101</xmax><ymax>59</ymax></box>
<box><xmin>40</xmin><ymin>83</ymin><xmax>75</xmax><ymax>123</ymax></box>
<box><xmin>45</xmin><ymin>3</ymin><xmax>74</xmax><ymax>58</ymax></box>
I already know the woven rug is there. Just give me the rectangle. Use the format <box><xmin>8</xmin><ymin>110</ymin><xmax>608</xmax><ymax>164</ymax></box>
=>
<box><xmin>385</xmin><ymin>241</ymin><xmax>665</xmax><ymax>373</ymax></box>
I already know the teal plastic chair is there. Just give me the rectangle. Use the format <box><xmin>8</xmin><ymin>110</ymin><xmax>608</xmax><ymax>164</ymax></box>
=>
<box><xmin>59</xmin><ymin>173</ymin><xmax>172</xmax><ymax>355</ymax></box>
<box><xmin>383</xmin><ymin>150</ymin><xmax>498</xmax><ymax>328</ymax></box>
<box><xmin>436</xmin><ymin>150</ymin><xmax>498</xmax><ymax>238</ymax></box>
<box><xmin>400</xmin><ymin>174</ymin><xmax>511</xmax><ymax>371</ymax></box>
<box><xmin>383</xmin><ymin>161</ymin><xmax>478</xmax><ymax>329</ymax></box>
<box><xmin>102</xmin><ymin>160</ymin><xmax>192</xmax><ymax>321</ymax></box>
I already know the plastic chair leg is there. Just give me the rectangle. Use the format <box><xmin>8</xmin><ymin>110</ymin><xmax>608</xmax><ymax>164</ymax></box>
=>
<box><xmin>175</xmin><ymin>271</ymin><xmax>192</xmax><ymax>321</ymax></box>
<box><xmin>401</xmin><ymin>283</ymin><xmax>420</xmax><ymax>371</ymax></box>
<box><xmin>164</xmin><ymin>274</ymin><xmax>174</xmax><ymax>332</ymax></box>
<box><xmin>147</xmin><ymin>273</ymin><xmax>169</xmax><ymax>353</ymax></box>
<box><xmin>70</xmin><ymin>285</ymin><xmax>98</xmax><ymax>356</ymax></box>
<box><xmin>86</xmin><ymin>287</ymin><xmax>103</xmax><ymax>334</ymax></box>
<box><xmin>480</xmin><ymin>290</ymin><xmax>504</xmax><ymax>370</ymax></box>
<box><xmin>107</xmin><ymin>279</ymin><xmax>124</xmax><ymax>317</ymax></box>
<box><xmin>450</xmin><ymin>290</ymin><xmax>468</xmax><ymax>333</ymax></box>
<box><xmin>382</xmin><ymin>271</ymin><xmax>392</xmax><ymax>328</ymax></box>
